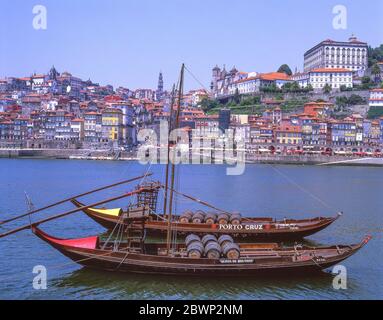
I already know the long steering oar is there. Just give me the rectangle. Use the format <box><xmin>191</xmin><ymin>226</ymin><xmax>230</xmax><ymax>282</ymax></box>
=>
<box><xmin>0</xmin><ymin>173</ymin><xmax>152</xmax><ymax>226</ymax></box>
<box><xmin>0</xmin><ymin>187</ymin><xmax>148</xmax><ymax>239</ymax></box>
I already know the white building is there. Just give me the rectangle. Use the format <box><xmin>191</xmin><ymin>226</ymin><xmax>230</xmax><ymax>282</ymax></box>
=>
<box><xmin>290</xmin><ymin>72</ymin><xmax>310</xmax><ymax>88</ymax></box>
<box><xmin>369</xmin><ymin>89</ymin><xmax>383</xmax><ymax>107</ymax></box>
<box><xmin>308</xmin><ymin>68</ymin><xmax>353</xmax><ymax>91</ymax></box>
<box><xmin>211</xmin><ymin>65</ymin><xmax>251</xmax><ymax>97</ymax></box>
<box><xmin>304</xmin><ymin>35</ymin><xmax>368</xmax><ymax>73</ymax></box>
<box><xmin>229</xmin><ymin>77</ymin><xmax>258</xmax><ymax>95</ymax></box>
<box><xmin>134</xmin><ymin>89</ymin><xmax>155</xmax><ymax>100</ymax></box>
<box><xmin>228</xmin><ymin>72</ymin><xmax>291</xmax><ymax>95</ymax></box>
<box><xmin>31</xmin><ymin>74</ymin><xmax>46</xmax><ymax>91</ymax></box>
<box><xmin>190</xmin><ymin>89</ymin><xmax>208</xmax><ymax>107</ymax></box>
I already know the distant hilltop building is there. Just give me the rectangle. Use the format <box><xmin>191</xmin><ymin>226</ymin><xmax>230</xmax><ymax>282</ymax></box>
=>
<box><xmin>211</xmin><ymin>65</ymin><xmax>252</xmax><ymax>97</ymax></box>
<box><xmin>303</xmin><ymin>35</ymin><xmax>368</xmax><ymax>73</ymax></box>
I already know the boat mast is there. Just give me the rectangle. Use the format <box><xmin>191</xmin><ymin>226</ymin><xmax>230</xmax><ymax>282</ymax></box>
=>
<box><xmin>166</xmin><ymin>63</ymin><xmax>184</xmax><ymax>254</ymax></box>
<box><xmin>162</xmin><ymin>84</ymin><xmax>176</xmax><ymax>217</ymax></box>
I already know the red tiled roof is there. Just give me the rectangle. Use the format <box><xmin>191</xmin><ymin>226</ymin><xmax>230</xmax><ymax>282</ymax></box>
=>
<box><xmin>310</xmin><ymin>68</ymin><xmax>352</xmax><ymax>73</ymax></box>
<box><xmin>275</xmin><ymin>125</ymin><xmax>302</xmax><ymax>133</ymax></box>
<box><xmin>259</xmin><ymin>72</ymin><xmax>290</xmax><ymax>81</ymax></box>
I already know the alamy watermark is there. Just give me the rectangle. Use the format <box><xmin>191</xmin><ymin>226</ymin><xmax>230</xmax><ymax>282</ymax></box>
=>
<box><xmin>332</xmin><ymin>5</ymin><xmax>347</xmax><ymax>30</ymax></box>
<box><xmin>32</xmin><ymin>5</ymin><xmax>47</xmax><ymax>30</ymax></box>
<box><xmin>32</xmin><ymin>265</ymin><xmax>47</xmax><ymax>290</ymax></box>
<box><xmin>332</xmin><ymin>265</ymin><xmax>347</xmax><ymax>290</ymax></box>
<box><xmin>137</xmin><ymin>120</ymin><xmax>246</xmax><ymax>175</ymax></box>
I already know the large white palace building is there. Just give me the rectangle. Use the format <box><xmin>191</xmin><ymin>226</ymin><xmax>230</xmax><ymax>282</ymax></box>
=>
<box><xmin>303</xmin><ymin>35</ymin><xmax>368</xmax><ymax>73</ymax></box>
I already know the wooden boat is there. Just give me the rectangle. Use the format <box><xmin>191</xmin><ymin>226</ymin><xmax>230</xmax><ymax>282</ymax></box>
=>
<box><xmin>70</xmin><ymin>198</ymin><xmax>342</xmax><ymax>241</ymax></box>
<box><xmin>32</xmin><ymin>225</ymin><xmax>371</xmax><ymax>276</ymax></box>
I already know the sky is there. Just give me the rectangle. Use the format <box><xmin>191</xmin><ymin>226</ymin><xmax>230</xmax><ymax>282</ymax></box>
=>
<box><xmin>0</xmin><ymin>0</ymin><xmax>382</xmax><ymax>91</ymax></box>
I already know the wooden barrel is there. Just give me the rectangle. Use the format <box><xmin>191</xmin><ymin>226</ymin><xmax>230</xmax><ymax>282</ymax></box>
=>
<box><xmin>222</xmin><ymin>242</ymin><xmax>240</xmax><ymax>259</ymax></box>
<box><xmin>204</xmin><ymin>212</ymin><xmax>217</xmax><ymax>224</ymax></box>
<box><xmin>192</xmin><ymin>211</ymin><xmax>204</xmax><ymax>224</ymax></box>
<box><xmin>180</xmin><ymin>210</ymin><xmax>193</xmax><ymax>223</ymax></box>
<box><xmin>185</xmin><ymin>234</ymin><xmax>201</xmax><ymax>247</ymax></box>
<box><xmin>230</xmin><ymin>213</ymin><xmax>242</xmax><ymax>225</ymax></box>
<box><xmin>217</xmin><ymin>213</ymin><xmax>229</xmax><ymax>225</ymax></box>
<box><xmin>204</xmin><ymin>241</ymin><xmax>222</xmax><ymax>259</ymax></box>
<box><xmin>201</xmin><ymin>234</ymin><xmax>217</xmax><ymax>246</ymax></box>
<box><xmin>187</xmin><ymin>241</ymin><xmax>204</xmax><ymax>258</ymax></box>
<box><xmin>218</xmin><ymin>234</ymin><xmax>234</xmax><ymax>247</ymax></box>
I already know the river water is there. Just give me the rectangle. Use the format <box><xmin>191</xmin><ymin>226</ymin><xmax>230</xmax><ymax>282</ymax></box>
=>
<box><xmin>0</xmin><ymin>159</ymin><xmax>382</xmax><ymax>299</ymax></box>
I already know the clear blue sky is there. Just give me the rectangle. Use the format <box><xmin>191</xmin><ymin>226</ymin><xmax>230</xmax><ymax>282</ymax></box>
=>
<box><xmin>1</xmin><ymin>0</ymin><xmax>382</xmax><ymax>90</ymax></box>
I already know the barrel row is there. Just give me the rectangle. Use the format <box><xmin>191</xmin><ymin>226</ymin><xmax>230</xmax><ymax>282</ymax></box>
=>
<box><xmin>180</xmin><ymin>210</ymin><xmax>242</xmax><ymax>225</ymax></box>
<box><xmin>185</xmin><ymin>234</ymin><xmax>241</xmax><ymax>259</ymax></box>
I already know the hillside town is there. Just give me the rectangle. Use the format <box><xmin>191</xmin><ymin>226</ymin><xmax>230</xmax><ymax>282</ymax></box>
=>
<box><xmin>1</xmin><ymin>35</ymin><xmax>383</xmax><ymax>160</ymax></box>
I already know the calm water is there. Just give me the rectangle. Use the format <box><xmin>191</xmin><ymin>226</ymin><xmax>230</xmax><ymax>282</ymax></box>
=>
<box><xmin>0</xmin><ymin>159</ymin><xmax>382</xmax><ymax>300</ymax></box>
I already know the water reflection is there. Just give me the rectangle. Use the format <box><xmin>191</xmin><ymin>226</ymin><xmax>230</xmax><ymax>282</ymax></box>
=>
<box><xmin>55</xmin><ymin>267</ymin><xmax>337</xmax><ymax>300</ymax></box>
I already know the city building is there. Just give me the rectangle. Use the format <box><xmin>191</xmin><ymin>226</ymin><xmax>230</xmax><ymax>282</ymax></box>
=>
<box><xmin>211</xmin><ymin>65</ymin><xmax>249</xmax><ymax>97</ymax></box>
<box><xmin>218</xmin><ymin>108</ymin><xmax>231</xmax><ymax>133</ymax></box>
<box><xmin>329</xmin><ymin>119</ymin><xmax>361</xmax><ymax>146</ymax></box>
<box><xmin>303</xmin><ymin>35</ymin><xmax>368</xmax><ymax>72</ymax></box>
<box><xmin>101</xmin><ymin>108</ymin><xmax>123</xmax><ymax>144</ymax></box>
<box><xmin>369</xmin><ymin>88</ymin><xmax>383</xmax><ymax>108</ymax></box>
<box><xmin>290</xmin><ymin>72</ymin><xmax>310</xmax><ymax>88</ymax></box>
<box><xmin>84</xmin><ymin>111</ymin><xmax>102</xmax><ymax>143</ymax></box>
<box><xmin>228</xmin><ymin>72</ymin><xmax>291</xmax><ymax>95</ymax></box>
<box><xmin>308</xmin><ymin>68</ymin><xmax>353</xmax><ymax>91</ymax></box>
<box><xmin>303</xmin><ymin>101</ymin><xmax>334</xmax><ymax>118</ymax></box>
<box><xmin>275</xmin><ymin>125</ymin><xmax>302</xmax><ymax>145</ymax></box>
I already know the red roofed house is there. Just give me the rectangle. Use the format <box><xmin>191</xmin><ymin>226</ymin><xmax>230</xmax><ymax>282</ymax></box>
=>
<box><xmin>275</xmin><ymin>125</ymin><xmax>302</xmax><ymax>145</ymax></box>
<box><xmin>303</xmin><ymin>101</ymin><xmax>334</xmax><ymax>118</ymax></box>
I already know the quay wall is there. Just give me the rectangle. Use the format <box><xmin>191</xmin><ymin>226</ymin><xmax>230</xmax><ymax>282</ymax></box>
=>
<box><xmin>0</xmin><ymin>148</ymin><xmax>383</xmax><ymax>166</ymax></box>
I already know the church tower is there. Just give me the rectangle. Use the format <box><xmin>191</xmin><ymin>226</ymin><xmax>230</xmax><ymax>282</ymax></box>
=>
<box><xmin>156</xmin><ymin>72</ymin><xmax>164</xmax><ymax>101</ymax></box>
<box><xmin>49</xmin><ymin>65</ymin><xmax>59</xmax><ymax>80</ymax></box>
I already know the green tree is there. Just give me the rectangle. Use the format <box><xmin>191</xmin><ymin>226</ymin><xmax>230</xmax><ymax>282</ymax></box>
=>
<box><xmin>371</xmin><ymin>63</ymin><xmax>381</xmax><ymax>83</ymax></box>
<box><xmin>233</xmin><ymin>88</ymin><xmax>240</xmax><ymax>104</ymax></box>
<box><xmin>322</xmin><ymin>83</ymin><xmax>332</xmax><ymax>94</ymax></box>
<box><xmin>367</xmin><ymin>106</ymin><xmax>383</xmax><ymax>119</ymax></box>
<box><xmin>200</xmin><ymin>98</ymin><xmax>218</xmax><ymax>112</ymax></box>
<box><xmin>348</xmin><ymin>94</ymin><xmax>365</xmax><ymax>105</ymax></box>
<box><xmin>290</xmin><ymin>81</ymin><xmax>300</xmax><ymax>92</ymax></box>
<box><xmin>361</xmin><ymin>76</ymin><xmax>373</xmax><ymax>89</ymax></box>
<box><xmin>335</xmin><ymin>96</ymin><xmax>349</xmax><ymax>112</ymax></box>
<box><xmin>368</xmin><ymin>44</ymin><xmax>383</xmax><ymax>67</ymax></box>
<box><xmin>306</xmin><ymin>84</ymin><xmax>313</xmax><ymax>92</ymax></box>
<box><xmin>277</xmin><ymin>64</ymin><xmax>292</xmax><ymax>76</ymax></box>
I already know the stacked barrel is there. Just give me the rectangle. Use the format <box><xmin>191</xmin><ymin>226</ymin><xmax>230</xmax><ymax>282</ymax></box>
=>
<box><xmin>185</xmin><ymin>234</ymin><xmax>240</xmax><ymax>259</ymax></box>
<box><xmin>179</xmin><ymin>210</ymin><xmax>242</xmax><ymax>225</ymax></box>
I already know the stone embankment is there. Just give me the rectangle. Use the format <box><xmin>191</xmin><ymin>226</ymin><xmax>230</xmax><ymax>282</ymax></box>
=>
<box><xmin>1</xmin><ymin>148</ymin><xmax>383</xmax><ymax>166</ymax></box>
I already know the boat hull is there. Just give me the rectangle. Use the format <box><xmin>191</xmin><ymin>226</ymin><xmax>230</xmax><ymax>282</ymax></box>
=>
<box><xmin>71</xmin><ymin>199</ymin><xmax>340</xmax><ymax>241</ymax></box>
<box><xmin>33</xmin><ymin>226</ymin><xmax>368</xmax><ymax>277</ymax></box>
